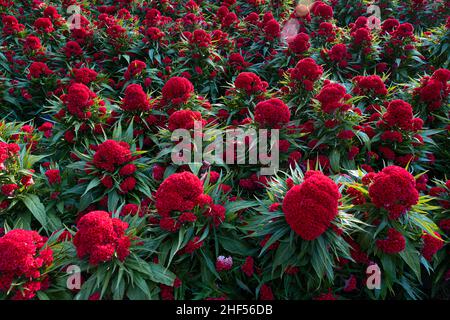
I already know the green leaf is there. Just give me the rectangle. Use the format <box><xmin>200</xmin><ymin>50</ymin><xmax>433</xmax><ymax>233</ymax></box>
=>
<box><xmin>21</xmin><ymin>194</ymin><xmax>47</xmax><ymax>229</ymax></box>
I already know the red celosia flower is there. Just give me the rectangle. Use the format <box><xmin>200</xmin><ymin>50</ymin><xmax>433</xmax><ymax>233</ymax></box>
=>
<box><xmin>33</xmin><ymin>17</ymin><xmax>54</xmax><ymax>33</ymax></box>
<box><xmin>0</xmin><ymin>229</ymin><xmax>52</xmax><ymax>299</ymax></box>
<box><xmin>352</xmin><ymin>75</ymin><xmax>387</xmax><ymax>97</ymax></box>
<box><xmin>119</xmin><ymin>163</ymin><xmax>137</xmax><ymax>176</ymax></box>
<box><xmin>168</xmin><ymin>109</ymin><xmax>203</xmax><ymax>131</ymax></box>
<box><xmin>289</xmin><ymin>58</ymin><xmax>323</xmax><ymax>91</ymax></box>
<box><xmin>73</xmin><ymin>211</ymin><xmax>130</xmax><ymax>265</ymax></box>
<box><xmin>45</xmin><ymin>169</ymin><xmax>61</xmax><ymax>185</ymax></box>
<box><xmin>121</xmin><ymin>84</ymin><xmax>150</xmax><ymax>112</ymax></box>
<box><xmin>315</xmin><ymin>83</ymin><xmax>352</xmax><ymax>113</ymax></box>
<box><xmin>259</xmin><ymin>284</ymin><xmax>274</xmax><ymax>300</ymax></box>
<box><xmin>190</xmin><ymin>29</ymin><xmax>211</xmax><ymax>47</ymax></box>
<box><xmin>234</xmin><ymin>72</ymin><xmax>268</xmax><ymax>95</ymax></box>
<box><xmin>93</xmin><ymin>140</ymin><xmax>132</xmax><ymax>172</ymax></box>
<box><xmin>215</xmin><ymin>255</ymin><xmax>233</xmax><ymax>271</ymax></box>
<box><xmin>182</xmin><ymin>236</ymin><xmax>204</xmax><ymax>254</ymax></box>
<box><xmin>72</xmin><ymin>68</ymin><xmax>98</xmax><ymax>85</ymax></box>
<box><xmin>288</xmin><ymin>32</ymin><xmax>310</xmax><ymax>54</ymax></box>
<box><xmin>254</xmin><ymin>98</ymin><xmax>290</xmax><ymax>129</ymax></box>
<box><xmin>263</xmin><ymin>19</ymin><xmax>280</xmax><ymax>41</ymax></box>
<box><xmin>28</xmin><ymin>62</ymin><xmax>53</xmax><ymax>79</ymax></box>
<box><xmin>368</xmin><ymin>166</ymin><xmax>419</xmax><ymax>219</ymax></box>
<box><xmin>155</xmin><ymin>172</ymin><xmax>204</xmax><ymax>217</ymax></box>
<box><xmin>376</xmin><ymin>228</ymin><xmax>405</xmax><ymax>254</ymax></box>
<box><xmin>119</xmin><ymin>177</ymin><xmax>136</xmax><ymax>194</ymax></box>
<box><xmin>61</xmin><ymin>83</ymin><xmax>97</xmax><ymax>119</ymax></box>
<box><xmin>161</xmin><ymin>77</ymin><xmax>194</xmax><ymax>106</ymax></box>
<box><xmin>282</xmin><ymin>170</ymin><xmax>341</xmax><ymax>240</ymax></box>
<box><xmin>312</xmin><ymin>2</ymin><xmax>333</xmax><ymax>20</ymax></box>
<box><xmin>124</xmin><ymin>60</ymin><xmax>146</xmax><ymax>80</ymax></box>
<box><xmin>421</xmin><ymin>232</ymin><xmax>444</xmax><ymax>261</ymax></box>
<box><xmin>1</xmin><ymin>184</ymin><xmax>18</xmax><ymax>197</ymax></box>
<box><xmin>242</xmin><ymin>256</ymin><xmax>254</xmax><ymax>277</ymax></box>
<box><xmin>64</xmin><ymin>41</ymin><xmax>83</xmax><ymax>58</ymax></box>
<box><xmin>382</xmin><ymin>100</ymin><xmax>413</xmax><ymax>131</ymax></box>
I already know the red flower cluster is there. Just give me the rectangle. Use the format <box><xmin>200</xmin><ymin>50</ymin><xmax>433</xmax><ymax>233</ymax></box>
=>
<box><xmin>376</xmin><ymin>228</ymin><xmax>405</xmax><ymax>254</ymax></box>
<box><xmin>234</xmin><ymin>72</ymin><xmax>268</xmax><ymax>95</ymax></box>
<box><xmin>0</xmin><ymin>141</ymin><xmax>20</xmax><ymax>169</ymax></box>
<box><xmin>315</xmin><ymin>82</ymin><xmax>352</xmax><ymax>113</ymax></box>
<box><xmin>45</xmin><ymin>169</ymin><xmax>61</xmax><ymax>185</ymax></box>
<box><xmin>73</xmin><ymin>211</ymin><xmax>131</xmax><ymax>265</ymax></box>
<box><xmin>352</xmin><ymin>75</ymin><xmax>387</xmax><ymax>97</ymax></box>
<box><xmin>0</xmin><ymin>229</ymin><xmax>53</xmax><ymax>300</ymax></box>
<box><xmin>121</xmin><ymin>84</ymin><xmax>150</xmax><ymax>112</ymax></box>
<box><xmin>368</xmin><ymin>166</ymin><xmax>419</xmax><ymax>219</ymax></box>
<box><xmin>73</xmin><ymin>68</ymin><xmax>98</xmax><ymax>85</ymax></box>
<box><xmin>168</xmin><ymin>109</ymin><xmax>203</xmax><ymax>131</ymax></box>
<box><xmin>161</xmin><ymin>76</ymin><xmax>194</xmax><ymax>106</ymax></box>
<box><xmin>381</xmin><ymin>99</ymin><xmax>414</xmax><ymax>131</ymax></box>
<box><xmin>92</xmin><ymin>140</ymin><xmax>133</xmax><ymax>172</ymax></box>
<box><xmin>287</xmin><ymin>32</ymin><xmax>310</xmax><ymax>55</ymax></box>
<box><xmin>289</xmin><ymin>58</ymin><xmax>323</xmax><ymax>91</ymax></box>
<box><xmin>28</xmin><ymin>62</ymin><xmax>53</xmax><ymax>79</ymax></box>
<box><xmin>61</xmin><ymin>83</ymin><xmax>97</xmax><ymax>119</ymax></box>
<box><xmin>413</xmin><ymin>68</ymin><xmax>450</xmax><ymax>111</ymax></box>
<box><xmin>155</xmin><ymin>172</ymin><xmax>204</xmax><ymax>228</ymax></box>
<box><xmin>254</xmin><ymin>98</ymin><xmax>290</xmax><ymax>129</ymax></box>
<box><xmin>421</xmin><ymin>232</ymin><xmax>444</xmax><ymax>261</ymax></box>
<box><xmin>190</xmin><ymin>29</ymin><xmax>211</xmax><ymax>48</ymax></box>
<box><xmin>282</xmin><ymin>170</ymin><xmax>341</xmax><ymax>240</ymax></box>
<box><xmin>124</xmin><ymin>60</ymin><xmax>147</xmax><ymax>80</ymax></box>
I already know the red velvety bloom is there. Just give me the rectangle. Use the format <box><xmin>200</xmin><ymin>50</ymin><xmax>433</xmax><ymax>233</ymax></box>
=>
<box><xmin>234</xmin><ymin>72</ymin><xmax>268</xmax><ymax>95</ymax></box>
<box><xmin>190</xmin><ymin>29</ymin><xmax>211</xmax><ymax>47</ymax></box>
<box><xmin>289</xmin><ymin>58</ymin><xmax>323</xmax><ymax>88</ymax></box>
<box><xmin>73</xmin><ymin>211</ymin><xmax>130</xmax><ymax>265</ymax></box>
<box><xmin>155</xmin><ymin>172</ymin><xmax>204</xmax><ymax>217</ymax></box>
<box><xmin>259</xmin><ymin>284</ymin><xmax>274</xmax><ymax>300</ymax></box>
<box><xmin>205</xmin><ymin>204</ymin><xmax>226</xmax><ymax>226</ymax></box>
<box><xmin>315</xmin><ymin>83</ymin><xmax>352</xmax><ymax>113</ymax></box>
<box><xmin>93</xmin><ymin>140</ymin><xmax>132</xmax><ymax>172</ymax></box>
<box><xmin>124</xmin><ymin>60</ymin><xmax>146</xmax><ymax>80</ymax></box>
<box><xmin>23</xmin><ymin>35</ymin><xmax>42</xmax><ymax>52</ymax></box>
<box><xmin>263</xmin><ymin>19</ymin><xmax>280</xmax><ymax>41</ymax></box>
<box><xmin>28</xmin><ymin>62</ymin><xmax>53</xmax><ymax>79</ymax></box>
<box><xmin>282</xmin><ymin>170</ymin><xmax>341</xmax><ymax>240</ymax></box>
<box><xmin>368</xmin><ymin>166</ymin><xmax>419</xmax><ymax>219</ymax></box>
<box><xmin>45</xmin><ymin>169</ymin><xmax>61</xmax><ymax>185</ymax></box>
<box><xmin>288</xmin><ymin>32</ymin><xmax>310</xmax><ymax>54</ymax></box>
<box><xmin>1</xmin><ymin>184</ymin><xmax>18</xmax><ymax>197</ymax></box>
<box><xmin>121</xmin><ymin>84</ymin><xmax>150</xmax><ymax>112</ymax></box>
<box><xmin>61</xmin><ymin>83</ymin><xmax>96</xmax><ymax>119</ymax></box>
<box><xmin>421</xmin><ymin>232</ymin><xmax>444</xmax><ymax>261</ymax></box>
<box><xmin>242</xmin><ymin>256</ymin><xmax>254</xmax><ymax>277</ymax></box>
<box><xmin>376</xmin><ymin>228</ymin><xmax>405</xmax><ymax>254</ymax></box>
<box><xmin>254</xmin><ymin>98</ymin><xmax>290</xmax><ymax>129</ymax></box>
<box><xmin>168</xmin><ymin>109</ymin><xmax>203</xmax><ymax>131</ymax></box>
<box><xmin>33</xmin><ymin>17</ymin><xmax>54</xmax><ymax>33</ymax></box>
<box><xmin>0</xmin><ymin>229</ymin><xmax>52</xmax><ymax>298</ymax></box>
<box><xmin>182</xmin><ymin>236</ymin><xmax>204</xmax><ymax>254</ymax></box>
<box><xmin>382</xmin><ymin>100</ymin><xmax>413</xmax><ymax>131</ymax></box>
<box><xmin>312</xmin><ymin>2</ymin><xmax>333</xmax><ymax>20</ymax></box>
<box><xmin>162</xmin><ymin>77</ymin><xmax>194</xmax><ymax>106</ymax></box>
<box><xmin>352</xmin><ymin>75</ymin><xmax>387</xmax><ymax>96</ymax></box>
<box><xmin>73</xmin><ymin>68</ymin><xmax>98</xmax><ymax>85</ymax></box>
<box><xmin>64</xmin><ymin>41</ymin><xmax>83</xmax><ymax>58</ymax></box>
<box><xmin>119</xmin><ymin>177</ymin><xmax>136</xmax><ymax>194</ymax></box>
<box><xmin>119</xmin><ymin>163</ymin><xmax>137</xmax><ymax>176</ymax></box>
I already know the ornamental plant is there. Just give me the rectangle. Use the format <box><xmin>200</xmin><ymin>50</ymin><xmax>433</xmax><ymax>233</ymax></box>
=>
<box><xmin>243</xmin><ymin>166</ymin><xmax>363</xmax><ymax>298</ymax></box>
